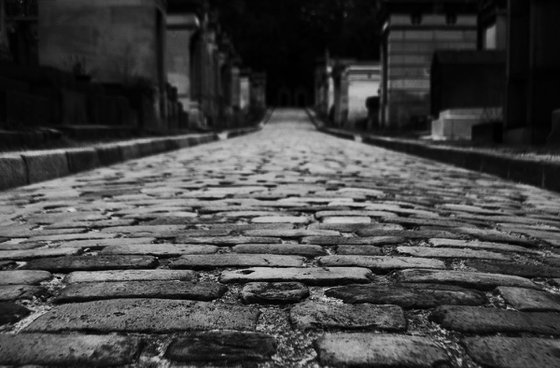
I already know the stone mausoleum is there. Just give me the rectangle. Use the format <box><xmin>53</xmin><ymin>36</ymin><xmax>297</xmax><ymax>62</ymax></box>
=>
<box><xmin>377</xmin><ymin>0</ymin><xmax>478</xmax><ymax>130</ymax></box>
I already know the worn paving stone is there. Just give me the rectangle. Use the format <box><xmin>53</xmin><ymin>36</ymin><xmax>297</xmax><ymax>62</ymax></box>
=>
<box><xmin>430</xmin><ymin>305</ymin><xmax>560</xmax><ymax>334</ymax></box>
<box><xmin>175</xmin><ymin>236</ymin><xmax>282</xmax><ymax>245</ymax></box>
<box><xmin>0</xmin><ymin>242</ymin><xmax>42</xmax><ymax>251</ymax></box>
<box><xmin>6</xmin><ymin>110</ymin><xmax>560</xmax><ymax>367</ymax></box>
<box><xmin>100</xmin><ymin>244</ymin><xmax>218</xmax><ymax>256</ymax></box>
<box><xmin>465</xmin><ymin>260</ymin><xmax>560</xmax><ymax>278</ymax></box>
<box><xmin>326</xmin><ymin>284</ymin><xmax>487</xmax><ymax>309</ymax></box>
<box><xmin>316</xmin><ymin>333</ymin><xmax>449</xmax><ymax>367</ymax></box>
<box><xmin>395</xmin><ymin>269</ymin><xmax>539</xmax><ymax>290</ymax></box>
<box><xmin>252</xmin><ymin>216</ymin><xmax>309</xmax><ymax>223</ymax></box>
<box><xmin>0</xmin><ymin>247</ymin><xmax>79</xmax><ymax>261</ymax></box>
<box><xmin>243</xmin><ymin>229</ymin><xmax>340</xmax><ymax>238</ymax></box>
<box><xmin>498</xmin><ymin>286</ymin><xmax>560</xmax><ymax>312</ymax></box>
<box><xmin>397</xmin><ymin>246</ymin><xmax>512</xmax><ymax>261</ymax></box>
<box><xmin>25</xmin><ymin>299</ymin><xmax>259</xmax><ymax>332</ymax></box>
<box><xmin>65</xmin><ymin>269</ymin><xmax>196</xmax><ymax>283</ymax></box>
<box><xmin>241</xmin><ymin>282</ymin><xmax>309</xmax><ymax>304</ymax></box>
<box><xmin>453</xmin><ymin>227</ymin><xmax>539</xmax><ymax>247</ymax></box>
<box><xmin>55</xmin><ymin>280</ymin><xmax>227</xmax><ymax>303</ymax></box>
<box><xmin>0</xmin><ymin>333</ymin><xmax>142</xmax><ymax>366</ymax></box>
<box><xmin>23</xmin><ymin>255</ymin><xmax>158</xmax><ymax>272</ymax></box>
<box><xmin>303</xmin><ymin>236</ymin><xmax>405</xmax><ymax>246</ymax></box>
<box><xmin>319</xmin><ymin>256</ymin><xmax>445</xmax><ymax>272</ymax></box>
<box><xmin>463</xmin><ymin>336</ymin><xmax>560</xmax><ymax>368</ymax></box>
<box><xmin>170</xmin><ymin>254</ymin><xmax>305</xmax><ymax>269</ymax></box>
<box><xmin>100</xmin><ymin>225</ymin><xmax>186</xmax><ymax>235</ymax></box>
<box><xmin>429</xmin><ymin>238</ymin><xmax>540</xmax><ymax>254</ymax></box>
<box><xmin>23</xmin><ymin>232</ymin><xmax>116</xmax><ymax>242</ymax></box>
<box><xmin>309</xmin><ymin>223</ymin><xmax>404</xmax><ymax>232</ymax></box>
<box><xmin>357</xmin><ymin>229</ymin><xmax>460</xmax><ymax>238</ymax></box>
<box><xmin>0</xmin><ymin>302</ymin><xmax>31</xmax><ymax>324</ymax></box>
<box><xmin>233</xmin><ymin>243</ymin><xmax>326</xmax><ymax>257</ymax></box>
<box><xmin>336</xmin><ymin>244</ymin><xmax>384</xmax><ymax>255</ymax></box>
<box><xmin>166</xmin><ymin>331</ymin><xmax>277</xmax><ymax>364</ymax></box>
<box><xmin>0</xmin><ymin>285</ymin><xmax>43</xmax><ymax>301</ymax></box>
<box><xmin>51</xmin><ymin>237</ymin><xmax>157</xmax><ymax>250</ymax></box>
<box><xmin>291</xmin><ymin>301</ymin><xmax>406</xmax><ymax>331</ymax></box>
<box><xmin>323</xmin><ymin>216</ymin><xmax>372</xmax><ymax>224</ymax></box>
<box><xmin>221</xmin><ymin>267</ymin><xmax>373</xmax><ymax>285</ymax></box>
<box><xmin>0</xmin><ymin>270</ymin><xmax>52</xmax><ymax>285</ymax></box>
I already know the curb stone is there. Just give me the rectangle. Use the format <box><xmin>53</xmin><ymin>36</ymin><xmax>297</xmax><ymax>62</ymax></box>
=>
<box><xmin>0</xmin><ymin>124</ymin><xmax>262</xmax><ymax>192</ymax></box>
<box><xmin>0</xmin><ymin>154</ymin><xmax>27</xmax><ymax>189</ymax></box>
<box><xmin>307</xmin><ymin>109</ymin><xmax>560</xmax><ymax>193</ymax></box>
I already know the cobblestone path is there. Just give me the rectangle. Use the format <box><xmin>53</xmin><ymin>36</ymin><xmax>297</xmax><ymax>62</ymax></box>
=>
<box><xmin>2</xmin><ymin>109</ymin><xmax>560</xmax><ymax>367</ymax></box>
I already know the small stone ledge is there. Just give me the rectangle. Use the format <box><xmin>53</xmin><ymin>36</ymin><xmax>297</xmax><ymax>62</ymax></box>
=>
<box><xmin>0</xmin><ymin>124</ymin><xmax>262</xmax><ymax>192</ymax></box>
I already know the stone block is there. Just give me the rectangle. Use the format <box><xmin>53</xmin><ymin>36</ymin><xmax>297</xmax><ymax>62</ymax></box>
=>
<box><xmin>95</xmin><ymin>144</ymin><xmax>123</xmax><ymax>165</ymax></box>
<box><xmin>316</xmin><ymin>333</ymin><xmax>449</xmax><ymax>367</ymax></box>
<box><xmin>507</xmin><ymin>158</ymin><xmax>544</xmax><ymax>187</ymax></box>
<box><xmin>165</xmin><ymin>331</ymin><xmax>276</xmax><ymax>364</ymax></box>
<box><xmin>66</xmin><ymin>147</ymin><xmax>100</xmax><ymax>173</ymax></box>
<box><xmin>23</xmin><ymin>150</ymin><xmax>69</xmax><ymax>183</ymax></box>
<box><xmin>0</xmin><ymin>154</ymin><xmax>27</xmax><ymax>190</ymax></box>
<box><xmin>118</xmin><ymin>142</ymin><xmax>141</xmax><ymax>161</ymax></box>
<box><xmin>0</xmin><ymin>334</ymin><xmax>141</xmax><ymax>366</ymax></box>
<box><xmin>25</xmin><ymin>299</ymin><xmax>259</xmax><ymax>333</ymax></box>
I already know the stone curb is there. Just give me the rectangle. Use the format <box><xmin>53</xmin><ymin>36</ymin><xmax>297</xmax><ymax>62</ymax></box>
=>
<box><xmin>307</xmin><ymin>110</ymin><xmax>560</xmax><ymax>193</ymax></box>
<box><xmin>0</xmin><ymin>125</ymin><xmax>262</xmax><ymax>192</ymax></box>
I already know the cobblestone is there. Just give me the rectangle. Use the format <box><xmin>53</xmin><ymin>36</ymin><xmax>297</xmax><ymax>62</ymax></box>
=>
<box><xmin>463</xmin><ymin>336</ymin><xmax>560</xmax><ymax>368</ymax></box>
<box><xmin>319</xmin><ymin>255</ymin><xmax>446</xmax><ymax>271</ymax></box>
<box><xmin>316</xmin><ymin>333</ymin><xmax>449</xmax><ymax>367</ymax></box>
<box><xmin>0</xmin><ymin>334</ymin><xmax>142</xmax><ymax>366</ymax></box>
<box><xmin>23</xmin><ymin>255</ymin><xmax>158</xmax><ymax>272</ymax></box>
<box><xmin>65</xmin><ymin>269</ymin><xmax>196</xmax><ymax>283</ymax></box>
<box><xmin>241</xmin><ymin>282</ymin><xmax>310</xmax><ymax>304</ymax></box>
<box><xmin>497</xmin><ymin>286</ymin><xmax>560</xmax><ymax>312</ymax></box>
<box><xmin>290</xmin><ymin>301</ymin><xmax>406</xmax><ymax>331</ymax></box>
<box><xmin>430</xmin><ymin>305</ymin><xmax>560</xmax><ymax>334</ymax></box>
<box><xmin>26</xmin><ymin>299</ymin><xmax>259</xmax><ymax>332</ymax></box>
<box><xmin>2</xmin><ymin>109</ymin><xmax>560</xmax><ymax>366</ymax></box>
<box><xmin>55</xmin><ymin>280</ymin><xmax>227</xmax><ymax>303</ymax></box>
<box><xmin>326</xmin><ymin>284</ymin><xmax>487</xmax><ymax>309</ymax></box>
<box><xmin>220</xmin><ymin>267</ymin><xmax>373</xmax><ymax>285</ymax></box>
<box><xmin>166</xmin><ymin>331</ymin><xmax>277</xmax><ymax>364</ymax></box>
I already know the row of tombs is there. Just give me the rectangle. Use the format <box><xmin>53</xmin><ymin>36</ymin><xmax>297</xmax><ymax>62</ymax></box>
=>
<box><xmin>0</xmin><ymin>0</ymin><xmax>267</xmax><ymax>138</ymax></box>
<box><xmin>314</xmin><ymin>0</ymin><xmax>560</xmax><ymax>145</ymax></box>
